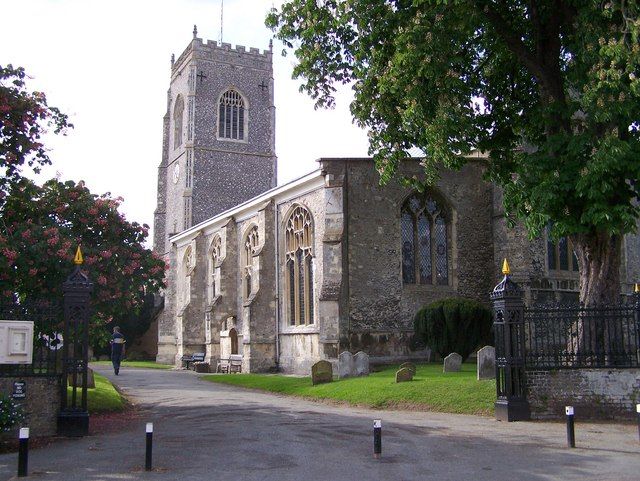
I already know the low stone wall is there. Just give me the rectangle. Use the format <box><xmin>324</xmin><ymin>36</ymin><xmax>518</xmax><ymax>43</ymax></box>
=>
<box><xmin>526</xmin><ymin>368</ymin><xmax>640</xmax><ymax>420</ymax></box>
<box><xmin>0</xmin><ymin>376</ymin><xmax>60</xmax><ymax>438</ymax></box>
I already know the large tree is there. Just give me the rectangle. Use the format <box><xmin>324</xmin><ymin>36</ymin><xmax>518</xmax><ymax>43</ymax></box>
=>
<box><xmin>0</xmin><ymin>65</ymin><xmax>165</xmax><ymax>345</ymax></box>
<box><xmin>0</xmin><ymin>178</ymin><xmax>166</xmax><ymax>345</ymax></box>
<box><xmin>267</xmin><ymin>0</ymin><xmax>640</xmax><ymax>305</ymax></box>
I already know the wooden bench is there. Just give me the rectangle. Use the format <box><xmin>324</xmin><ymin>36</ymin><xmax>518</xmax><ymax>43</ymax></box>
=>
<box><xmin>216</xmin><ymin>354</ymin><xmax>243</xmax><ymax>373</ymax></box>
<box><xmin>182</xmin><ymin>352</ymin><xmax>205</xmax><ymax>370</ymax></box>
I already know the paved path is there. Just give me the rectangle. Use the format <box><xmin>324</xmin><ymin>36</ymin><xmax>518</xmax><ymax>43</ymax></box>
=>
<box><xmin>1</xmin><ymin>366</ymin><xmax>639</xmax><ymax>480</ymax></box>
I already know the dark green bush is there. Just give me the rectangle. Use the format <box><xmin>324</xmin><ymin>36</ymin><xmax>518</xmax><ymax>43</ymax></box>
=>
<box><xmin>413</xmin><ymin>297</ymin><xmax>493</xmax><ymax>361</ymax></box>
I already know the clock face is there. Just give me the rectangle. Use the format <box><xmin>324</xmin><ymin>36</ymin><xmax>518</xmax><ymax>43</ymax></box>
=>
<box><xmin>173</xmin><ymin>163</ymin><xmax>180</xmax><ymax>184</ymax></box>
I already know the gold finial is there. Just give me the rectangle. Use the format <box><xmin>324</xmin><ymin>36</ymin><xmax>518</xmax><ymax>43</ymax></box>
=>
<box><xmin>74</xmin><ymin>246</ymin><xmax>84</xmax><ymax>265</ymax></box>
<box><xmin>635</xmin><ymin>283</ymin><xmax>639</xmax><ymax>293</ymax></box>
<box><xmin>502</xmin><ymin>258</ymin><xmax>510</xmax><ymax>275</ymax></box>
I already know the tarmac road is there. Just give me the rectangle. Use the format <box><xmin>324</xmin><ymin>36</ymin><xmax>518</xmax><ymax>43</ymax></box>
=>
<box><xmin>1</xmin><ymin>365</ymin><xmax>639</xmax><ymax>481</ymax></box>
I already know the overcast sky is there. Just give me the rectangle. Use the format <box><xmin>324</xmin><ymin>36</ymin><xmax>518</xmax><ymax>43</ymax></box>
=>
<box><xmin>2</xmin><ymin>0</ymin><xmax>369</xmax><ymax>240</ymax></box>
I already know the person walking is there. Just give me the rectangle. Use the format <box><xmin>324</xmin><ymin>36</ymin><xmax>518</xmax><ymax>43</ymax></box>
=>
<box><xmin>110</xmin><ymin>326</ymin><xmax>126</xmax><ymax>375</ymax></box>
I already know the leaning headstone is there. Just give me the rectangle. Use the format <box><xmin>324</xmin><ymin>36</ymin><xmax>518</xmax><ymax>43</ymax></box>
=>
<box><xmin>443</xmin><ymin>352</ymin><xmax>462</xmax><ymax>372</ymax></box>
<box><xmin>311</xmin><ymin>360</ymin><xmax>333</xmax><ymax>385</ymax></box>
<box><xmin>476</xmin><ymin>346</ymin><xmax>496</xmax><ymax>380</ymax></box>
<box><xmin>399</xmin><ymin>361</ymin><xmax>416</xmax><ymax>375</ymax></box>
<box><xmin>353</xmin><ymin>351</ymin><xmax>370</xmax><ymax>376</ymax></box>
<box><xmin>338</xmin><ymin>351</ymin><xmax>354</xmax><ymax>378</ymax></box>
<box><xmin>395</xmin><ymin>367</ymin><xmax>414</xmax><ymax>383</ymax></box>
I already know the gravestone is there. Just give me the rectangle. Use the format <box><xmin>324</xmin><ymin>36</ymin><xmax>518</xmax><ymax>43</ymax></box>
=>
<box><xmin>443</xmin><ymin>352</ymin><xmax>462</xmax><ymax>372</ymax></box>
<box><xmin>399</xmin><ymin>361</ymin><xmax>416</xmax><ymax>375</ymax></box>
<box><xmin>311</xmin><ymin>360</ymin><xmax>333</xmax><ymax>385</ymax></box>
<box><xmin>476</xmin><ymin>346</ymin><xmax>496</xmax><ymax>380</ymax></box>
<box><xmin>395</xmin><ymin>367</ymin><xmax>414</xmax><ymax>383</ymax></box>
<box><xmin>338</xmin><ymin>351</ymin><xmax>354</xmax><ymax>378</ymax></box>
<box><xmin>194</xmin><ymin>362</ymin><xmax>210</xmax><ymax>373</ymax></box>
<box><xmin>353</xmin><ymin>351</ymin><xmax>370</xmax><ymax>376</ymax></box>
<box><xmin>68</xmin><ymin>367</ymin><xmax>96</xmax><ymax>389</ymax></box>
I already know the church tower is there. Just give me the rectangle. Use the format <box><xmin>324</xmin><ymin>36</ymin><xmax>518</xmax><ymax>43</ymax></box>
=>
<box><xmin>154</xmin><ymin>26</ymin><xmax>277</xmax><ymax>257</ymax></box>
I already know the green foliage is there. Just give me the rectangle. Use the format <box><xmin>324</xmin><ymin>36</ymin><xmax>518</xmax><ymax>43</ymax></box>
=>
<box><xmin>413</xmin><ymin>298</ymin><xmax>493</xmax><ymax>360</ymax></box>
<box><xmin>0</xmin><ymin>64</ymin><xmax>71</xmax><ymax>187</ymax></box>
<box><xmin>204</xmin><ymin>363</ymin><xmax>495</xmax><ymax>415</ymax></box>
<box><xmin>0</xmin><ymin>395</ymin><xmax>25</xmax><ymax>432</ymax></box>
<box><xmin>268</xmin><ymin>1</ymin><xmax>640</xmax><ymax>302</ymax></box>
<box><xmin>0</xmin><ymin>66</ymin><xmax>166</xmax><ymax>346</ymax></box>
<box><xmin>0</xmin><ymin>178</ymin><xmax>166</xmax><ymax>345</ymax></box>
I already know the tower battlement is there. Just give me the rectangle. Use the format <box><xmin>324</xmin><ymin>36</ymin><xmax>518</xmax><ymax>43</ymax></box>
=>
<box><xmin>172</xmin><ymin>37</ymin><xmax>272</xmax><ymax>74</ymax></box>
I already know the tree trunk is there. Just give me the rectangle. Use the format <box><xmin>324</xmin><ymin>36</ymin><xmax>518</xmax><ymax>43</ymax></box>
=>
<box><xmin>570</xmin><ymin>231</ymin><xmax>623</xmax><ymax>366</ymax></box>
<box><xmin>571</xmin><ymin>231</ymin><xmax>622</xmax><ymax>307</ymax></box>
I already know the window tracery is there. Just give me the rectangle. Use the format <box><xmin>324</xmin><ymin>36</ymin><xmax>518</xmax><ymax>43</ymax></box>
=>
<box><xmin>243</xmin><ymin>226</ymin><xmax>259</xmax><ymax>299</ymax></box>
<box><xmin>218</xmin><ymin>89</ymin><xmax>246</xmax><ymax>141</ymax></box>
<box><xmin>285</xmin><ymin>206</ymin><xmax>314</xmax><ymax>325</ymax></box>
<box><xmin>401</xmin><ymin>193</ymin><xmax>449</xmax><ymax>285</ymax></box>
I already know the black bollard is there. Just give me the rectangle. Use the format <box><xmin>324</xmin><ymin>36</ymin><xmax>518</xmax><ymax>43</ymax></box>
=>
<box><xmin>373</xmin><ymin>419</ymin><xmax>381</xmax><ymax>459</ymax></box>
<box><xmin>636</xmin><ymin>404</ymin><xmax>640</xmax><ymax>444</ymax></box>
<box><xmin>17</xmin><ymin>427</ymin><xmax>29</xmax><ymax>477</ymax></box>
<box><xmin>145</xmin><ymin>423</ymin><xmax>153</xmax><ymax>471</ymax></box>
<box><xmin>565</xmin><ymin>406</ymin><xmax>575</xmax><ymax>448</ymax></box>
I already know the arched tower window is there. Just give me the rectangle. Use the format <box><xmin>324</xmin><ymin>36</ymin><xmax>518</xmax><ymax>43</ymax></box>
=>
<box><xmin>243</xmin><ymin>226</ymin><xmax>259</xmax><ymax>299</ymax></box>
<box><xmin>401</xmin><ymin>193</ymin><xmax>449</xmax><ymax>285</ymax></box>
<box><xmin>285</xmin><ymin>206</ymin><xmax>314</xmax><ymax>325</ymax></box>
<box><xmin>218</xmin><ymin>89</ymin><xmax>246</xmax><ymax>141</ymax></box>
<box><xmin>173</xmin><ymin>95</ymin><xmax>184</xmax><ymax>149</ymax></box>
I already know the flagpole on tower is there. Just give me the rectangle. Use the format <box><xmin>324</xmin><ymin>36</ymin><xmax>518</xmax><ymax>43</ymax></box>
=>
<box><xmin>219</xmin><ymin>0</ymin><xmax>224</xmax><ymax>44</ymax></box>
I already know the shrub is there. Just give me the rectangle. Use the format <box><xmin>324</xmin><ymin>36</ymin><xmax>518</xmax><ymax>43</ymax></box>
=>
<box><xmin>0</xmin><ymin>395</ymin><xmax>26</xmax><ymax>432</ymax></box>
<box><xmin>414</xmin><ymin>297</ymin><xmax>493</xmax><ymax>360</ymax></box>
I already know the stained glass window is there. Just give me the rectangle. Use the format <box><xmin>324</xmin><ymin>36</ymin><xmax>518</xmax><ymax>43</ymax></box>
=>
<box><xmin>218</xmin><ymin>89</ymin><xmax>246</xmax><ymax>141</ymax></box>
<box><xmin>401</xmin><ymin>193</ymin><xmax>449</xmax><ymax>285</ymax></box>
<box><xmin>285</xmin><ymin>206</ymin><xmax>314</xmax><ymax>325</ymax></box>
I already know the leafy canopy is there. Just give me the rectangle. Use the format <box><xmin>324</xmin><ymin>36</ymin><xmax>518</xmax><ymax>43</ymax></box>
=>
<box><xmin>267</xmin><ymin>1</ymin><xmax>640</xmax><ymax>240</ymax></box>
<box><xmin>0</xmin><ymin>65</ymin><xmax>165</xmax><ymax>345</ymax></box>
<box><xmin>0</xmin><ymin>64</ymin><xmax>71</xmax><ymax>187</ymax></box>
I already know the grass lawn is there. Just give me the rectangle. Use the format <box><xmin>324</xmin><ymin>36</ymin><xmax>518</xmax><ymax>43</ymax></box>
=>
<box><xmin>91</xmin><ymin>360</ymin><xmax>173</xmax><ymax>370</ymax></box>
<box><xmin>202</xmin><ymin>363</ymin><xmax>495</xmax><ymax>415</ymax></box>
<box><xmin>67</xmin><ymin>373</ymin><xmax>126</xmax><ymax>413</ymax></box>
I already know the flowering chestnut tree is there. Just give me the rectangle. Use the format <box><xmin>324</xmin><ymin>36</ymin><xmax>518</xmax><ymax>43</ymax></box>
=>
<box><xmin>0</xmin><ymin>178</ymin><xmax>166</xmax><ymax>343</ymax></box>
<box><xmin>0</xmin><ymin>64</ymin><xmax>71</xmax><ymax>189</ymax></box>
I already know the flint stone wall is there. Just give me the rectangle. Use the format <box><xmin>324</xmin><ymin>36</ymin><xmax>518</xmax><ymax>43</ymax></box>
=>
<box><xmin>0</xmin><ymin>377</ymin><xmax>60</xmax><ymax>437</ymax></box>
<box><xmin>526</xmin><ymin>368</ymin><xmax>640</xmax><ymax>420</ymax></box>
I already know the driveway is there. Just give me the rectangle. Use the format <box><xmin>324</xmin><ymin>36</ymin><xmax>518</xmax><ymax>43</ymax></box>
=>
<box><xmin>0</xmin><ymin>365</ymin><xmax>638</xmax><ymax>480</ymax></box>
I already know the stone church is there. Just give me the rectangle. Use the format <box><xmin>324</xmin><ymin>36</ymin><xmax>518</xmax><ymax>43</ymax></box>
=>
<box><xmin>153</xmin><ymin>31</ymin><xmax>640</xmax><ymax>374</ymax></box>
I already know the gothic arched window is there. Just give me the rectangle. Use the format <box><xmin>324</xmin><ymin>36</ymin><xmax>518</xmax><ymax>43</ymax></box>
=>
<box><xmin>208</xmin><ymin>235</ymin><xmax>222</xmax><ymax>302</ymax></box>
<box><xmin>401</xmin><ymin>193</ymin><xmax>449</xmax><ymax>285</ymax></box>
<box><xmin>173</xmin><ymin>95</ymin><xmax>184</xmax><ymax>149</ymax></box>
<box><xmin>218</xmin><ymin>89</ymin><xmax>246</xmax><ymax>141</ymax></box>
<box><xmin>546</xmin><ymin>226</ymin><xmax>579</xmax><ymax>272</ymax></box>
<box><xmin>243</xmin><ymin>226</ymin><xmax>259</xmax><ymax>299</ymax></box>
<box><xmin>182</xmin><ymin>245</ymin><xmax>194</xmax><ymax>307</ymax></box>
<box><xmin>285</xmin><ymin>206</ymin><xmax>314</xmax><ymax>325</ymax></box>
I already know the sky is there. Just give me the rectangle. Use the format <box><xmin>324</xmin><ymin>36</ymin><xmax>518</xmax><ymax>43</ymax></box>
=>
<box><xmin>1</xmin><ymin>0</ymin><xmax>370</xmax><ymax>240</ymax></box>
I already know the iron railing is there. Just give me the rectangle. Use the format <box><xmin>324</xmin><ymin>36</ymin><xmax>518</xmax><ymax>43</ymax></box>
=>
<box><xmin>0</xmin><ymin>301</ymin><xmax>64</xmax><ymax>377</ymax></box>
<box><xmin>524</xmin><ymin>302</ymin><xmax>639</xmax><ymax>369</ymax></box>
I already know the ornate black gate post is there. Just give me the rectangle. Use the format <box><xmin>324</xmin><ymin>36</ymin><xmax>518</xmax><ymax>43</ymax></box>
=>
<box><xmin>490</xmin><ymin>259</ymin><xmax>530</xmax><ymax>421</ymax></box>
<box><xmin>57</xmin><ymin>247</ymin><xmax>93</xmax><ymax>436</ymax></box>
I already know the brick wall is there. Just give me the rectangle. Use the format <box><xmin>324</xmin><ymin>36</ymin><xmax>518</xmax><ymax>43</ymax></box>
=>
<box><xmin>526</xmin><ymin>368</ymin><xmax>640</xmax><ymax>419</ymax></box>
